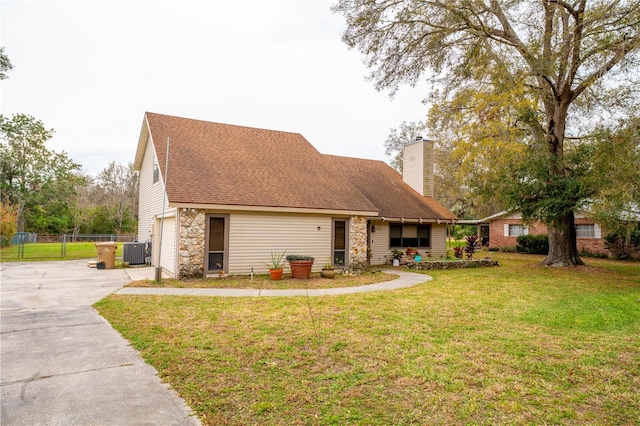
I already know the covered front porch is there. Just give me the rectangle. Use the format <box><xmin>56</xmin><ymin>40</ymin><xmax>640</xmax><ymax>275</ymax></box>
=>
<box><xmin>366</xmin><ymin>217</ymin><xmax>453</xmax><ymax>264</ymax></box>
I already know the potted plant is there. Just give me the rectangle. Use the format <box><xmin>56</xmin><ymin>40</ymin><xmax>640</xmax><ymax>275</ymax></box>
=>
<box><xmin>286</xmin><ymin>255</ymin><xmax>314</xmax><ymax>279</ymax></box>
<box><xmin>391</xmin><ymin>249</ymin><xmax>403</xmax><ymax>266</ymax></box>
<box><xmin>321</xmin><ymin>263</ymin><xmax>335</xmax><ymax>279</ymax></box>
<box><xmin>267</xmin><ymin>251</ymin><xmax>285</xmax><ymax>280</ymax></box>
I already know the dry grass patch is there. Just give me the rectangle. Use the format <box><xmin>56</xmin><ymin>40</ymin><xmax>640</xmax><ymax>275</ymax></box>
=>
<box><xmin>127</xmin><ymin>270</ymin><xmax>397</xmax><ymax>289</ymax></box>
<box><xmin>96</xmin><ymin>252</ymin><xmax>640</xmax><ymax>425</ymax></box>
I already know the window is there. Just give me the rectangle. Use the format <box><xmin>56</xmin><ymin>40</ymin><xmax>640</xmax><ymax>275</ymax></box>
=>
<box><xmin>390</xmin><ymin>224</ymin><xmax>431</xmax><ymax>248</ymax></box>
<box><xmin>508</xmin><ymin>224</ymin><xmax>524</xmax><ymax>237</ymax></box>
<box><xmin>153</xmin><ymin>157</ymin><xmax>159</xmax><ymax>184</ymax></box>
<box><xmin>575</xmin><ymin>224</ymin><xmax>595</xmax><ymax>238</ymax></box>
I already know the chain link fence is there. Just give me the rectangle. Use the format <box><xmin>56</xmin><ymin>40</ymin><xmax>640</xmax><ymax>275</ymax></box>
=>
<box><xmin>2</xmin><ymin>234</ymin><xmax>136</xmax><ymax>260</ymax></box>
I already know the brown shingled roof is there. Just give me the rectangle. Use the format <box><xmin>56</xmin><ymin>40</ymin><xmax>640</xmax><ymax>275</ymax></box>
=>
<box><xmin>142</xmin><ymin>112</ymin><xmax>377</xmax><ymax>212</ymax></box>
<box><xmin>324</xmin><ymin>155</ymin><xmax>457</xmax><ymax>221</ymax></box>
<box><xmin>138</xmin><ymin>112</ymin><xmax>456</xmax><ymax>220</ymax></box>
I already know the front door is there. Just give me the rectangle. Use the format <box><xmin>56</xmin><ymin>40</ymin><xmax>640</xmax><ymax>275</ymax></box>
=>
<box><xmin>206</xmin><ymin>215</ymin><xmax>228</xmax><ymax>273</ymax></box>
<box><xmin>333</xmin><ymin>219</ymin><xmax>347</xmax><ymax>267</ymax></box>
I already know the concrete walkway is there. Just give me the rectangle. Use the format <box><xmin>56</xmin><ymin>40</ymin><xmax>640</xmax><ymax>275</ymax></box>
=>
<box><xmin>117</xmin><ymin>268</ymin><xmax>432</xmax><ymax>297</ymax></box>
<box><xmin>1</xmin><ymin>260</ymin><xmax>200</xmax><ymax>426</ymax></box>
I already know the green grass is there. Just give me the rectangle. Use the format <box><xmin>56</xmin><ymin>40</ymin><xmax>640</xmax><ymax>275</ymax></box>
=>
<box><xmin>95</xmin><ymin>252</ymin><xmax>640</xmax><ymax>425</ymax></box>
<box><xmin>447</xmin><ymin>239</ymin><xmax>467</xmax><ymax>248</ymax></box>
<box><xmin>1</xmin><ymin>242</ymin><xmax>124</xmax><ymax>261</ymax></box>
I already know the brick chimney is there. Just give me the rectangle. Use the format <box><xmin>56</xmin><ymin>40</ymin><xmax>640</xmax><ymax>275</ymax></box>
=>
<box><xmin>402</xmin><ymin>137</ymin><xmax>434</xmax><ymax>197</ymax></box>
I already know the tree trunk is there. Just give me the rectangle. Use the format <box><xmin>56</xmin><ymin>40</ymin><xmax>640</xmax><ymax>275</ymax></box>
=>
<box><xmin>542</xmin><ymin>210</ymin><xmax>584</xmax><ymax>266</ymax></box>
<box><xmin>540</xmin><ymin>99</ymin><xmax>585</xmax><ymax>267</ymax></box>
<box><xmin>16</xmin><ymin>202</ymin><xmax>25</xmax><ymax>233</ymax></box>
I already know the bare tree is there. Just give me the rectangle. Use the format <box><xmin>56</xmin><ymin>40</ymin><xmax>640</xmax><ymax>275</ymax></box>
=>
<box><xmin>95</xmin><ymin>162</ymin><xmax>139</xmax><ymax>234</ymax></box>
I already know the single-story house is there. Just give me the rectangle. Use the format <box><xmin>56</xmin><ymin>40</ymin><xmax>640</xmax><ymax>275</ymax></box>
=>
<box><xmin>133</xmin><ymin>112</ymin><xmax>457</xmax><ymax>278</ymax></box>
<box><xmin>467</xmin><ymin>210</ymin><xmax>611</xmax><ymax>256</ymax></box>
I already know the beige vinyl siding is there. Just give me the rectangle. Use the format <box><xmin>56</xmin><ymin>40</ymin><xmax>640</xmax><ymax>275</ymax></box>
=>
<box><xmin>368</xmin><ymin>221</ymin><xmax>448</xmax><ymax>264</ymax></box>
<box><xmin>227</xmin><ymin>211</ymin><xmax>336</xmax><ymax>274</ymax></box>
<box><xmin>430</xmin><ymin>224</ymin><xmax>447</xmax><ymax>258</ymax></box>
<box><xmin>138</xmin><ymin>133</ymin><xmax>175</xmax><ymax>241</ymax></box>
<box><xmin>158</xmin><ymin>216</ymin><xmax>176</xmax><ymax>276</ymax></box>
<box><xmin>402</xmin><ymin>140</ymin><xmax>434</xmax><ymax>197</ymax></box>
<box><xmin>137</xmin><ymin>132</ymin><xmax>177</xmax><ymax>272</ymax></box>
<box><xmin>369</xmin><ymin>221</ymin><xmax>390</xmax><ymax>265</ymax></box>
<box><xmin>137</xmin><ymin>133</ymin><xmax>156</xmax><ymax>241</ymax></box>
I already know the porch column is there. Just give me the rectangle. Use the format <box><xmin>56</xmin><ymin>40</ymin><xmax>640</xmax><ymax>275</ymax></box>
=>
<box><xmin>349</xmin><ymin>216</ymin><xmax>368</xmax><ymax>268</ymax></box>
<box><xmin>178</xmin><ymin>208</ymin><xmax>206</xmax><ymax>278</ymax></box>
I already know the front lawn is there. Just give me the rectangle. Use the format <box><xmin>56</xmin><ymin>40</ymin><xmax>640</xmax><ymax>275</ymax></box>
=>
<box><xmin>95</xmin><ymin>252</ymin><xmax>640</xmax><ymax>425</ymax></box>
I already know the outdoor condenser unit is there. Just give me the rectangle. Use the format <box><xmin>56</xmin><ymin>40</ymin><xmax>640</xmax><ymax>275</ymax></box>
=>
<box><xmin>123</xmin><ymin>242</ymin><xmax>146</xmax><ymax>265</ymax></box>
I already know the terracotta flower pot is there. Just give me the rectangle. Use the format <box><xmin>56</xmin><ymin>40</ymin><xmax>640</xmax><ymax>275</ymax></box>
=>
<box><xmin>269</xmin><ymin>268</ymin><xmax>283</xmax><ymax>280</ymax></box>
<box><xmin>289</xmin><ymin>260</ymin><xmax>314</xmax><ymax>279</ymax></box>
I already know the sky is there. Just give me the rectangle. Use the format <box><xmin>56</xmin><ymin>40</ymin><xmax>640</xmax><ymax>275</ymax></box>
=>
<box><xmin>1</xmin><ymin>0</ymin><xmax>431</xmax><ymax>176</ymax></box>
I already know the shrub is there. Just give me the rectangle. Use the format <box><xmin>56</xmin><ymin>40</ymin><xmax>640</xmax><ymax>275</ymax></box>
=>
<box><xmin>579</xmin><ymin>249</ymin><xmax>608</xmax><ymax>259</ymax></box>
<box><xmin>604</xmin><ymin>229</ymin><xmax>640</xmax><ymax>259</ymax></box>
<box><xmin>453</xmin><ymin>246</ymin><xmax>464</xmax><ymax>259</ymax></box>
<box><xmin>516</xmin><ymin>234</ymin><xmax>549</xmax><ymax>254</ymax></box>
<box><xmin>391</xmin><ymin>249</ymin><xmax>404</xmax><ymax>260</ymax></box>
<box><xmin>464</xmin><ymin>235</ymin><xmax>479</xmax><ymax>259</ymax></box>
<box><xmin>0</xmin><ymin>202</ymin><xmax>18</xmax><ymax>247</ymax></box>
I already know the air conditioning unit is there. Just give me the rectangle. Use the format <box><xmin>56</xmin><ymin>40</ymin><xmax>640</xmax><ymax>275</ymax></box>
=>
<box><xmin>123</xmin><ymin>242</ymin><xmax>146</xmax><ymax>265</ymax></box>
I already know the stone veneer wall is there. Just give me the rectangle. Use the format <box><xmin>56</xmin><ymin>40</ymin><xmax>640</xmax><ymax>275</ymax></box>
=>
<box><xmin>349</xmin><ymin>216</ymin><xmax>368</xmax><ymax>268</ymax></box>
<box><xmin>178</xmin><ymin>208</ymin><xmax>206</xmax><ymax>278</ymax></box>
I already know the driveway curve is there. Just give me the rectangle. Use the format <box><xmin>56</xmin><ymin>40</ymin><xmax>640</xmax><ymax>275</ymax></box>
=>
<box><xmin>1</xmin><ymin>260</ymin><xmax>200</xmax><ymax>425</ymax></box>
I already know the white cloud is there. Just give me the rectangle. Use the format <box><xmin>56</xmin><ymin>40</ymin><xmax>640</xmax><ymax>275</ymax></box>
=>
<box><xmin>1</xmin><ymin>0</ymin><xmax>430</xmax><ymax>175</ymax></box>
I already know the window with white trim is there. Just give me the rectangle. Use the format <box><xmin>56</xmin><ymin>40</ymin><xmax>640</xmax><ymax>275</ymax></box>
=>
<box><xmin>575</xmin><ymin>224</ymin><xmax>595</xmax><ymax>238</ymax></box>
<box><xmin>503</xmin><ymin>224</ymin><xmax>529</xmax><ymax>237</ymax></box>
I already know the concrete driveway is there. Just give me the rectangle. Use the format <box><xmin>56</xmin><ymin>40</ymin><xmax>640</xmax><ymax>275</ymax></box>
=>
<box><xmin>0</xmin><ymin>260</ymin><xmax>199</xmax><ymax>425</ymax></box>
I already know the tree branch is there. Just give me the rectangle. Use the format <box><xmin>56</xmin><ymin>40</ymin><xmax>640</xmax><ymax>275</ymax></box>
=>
<box><xmin>487</xmin><ymin>1</ymin><xmax>559</xmax><ymax>97</ymax></box>
<box><xmin>566</xmin><ymin>0</ymin><xmax>587</xmax><ymax>94</ymax></box>
<box><xmin>546</xmin><ymin>0</ymin><xmax>580</xmax><ymax>19</ymax></box>
<box><xmin>573</xmin><ymin>33</ymin><xmax>640</xmax><ymax>99</ymax></box>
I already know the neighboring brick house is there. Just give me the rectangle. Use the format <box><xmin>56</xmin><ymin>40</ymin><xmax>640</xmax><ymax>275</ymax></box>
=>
<box><xmin>475</xmin><ymin>211</ymin><xmax>609</xmax><ymax>256</ymax></box>
<box><xmin>133</xmin><ymin>112</ymin><xmax>457</xmax><ymax>278</ymax></box>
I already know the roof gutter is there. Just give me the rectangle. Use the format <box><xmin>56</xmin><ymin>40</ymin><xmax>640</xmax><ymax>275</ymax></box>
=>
<box><xmin>171</xmin><ymin>202</ymin><xmax>379</xmax><ymax>217</ymax></box>
<box><xmin>367</xmin><ymin>216</ymin><xmax>459</xmax><ymax>224</ymax></box>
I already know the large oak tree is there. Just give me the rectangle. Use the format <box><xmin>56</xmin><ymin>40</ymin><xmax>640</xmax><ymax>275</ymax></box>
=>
<box><xmin>334</xmin><ymin>0</ymin><xmax>640</xmax><ymax>266</ymax></box>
